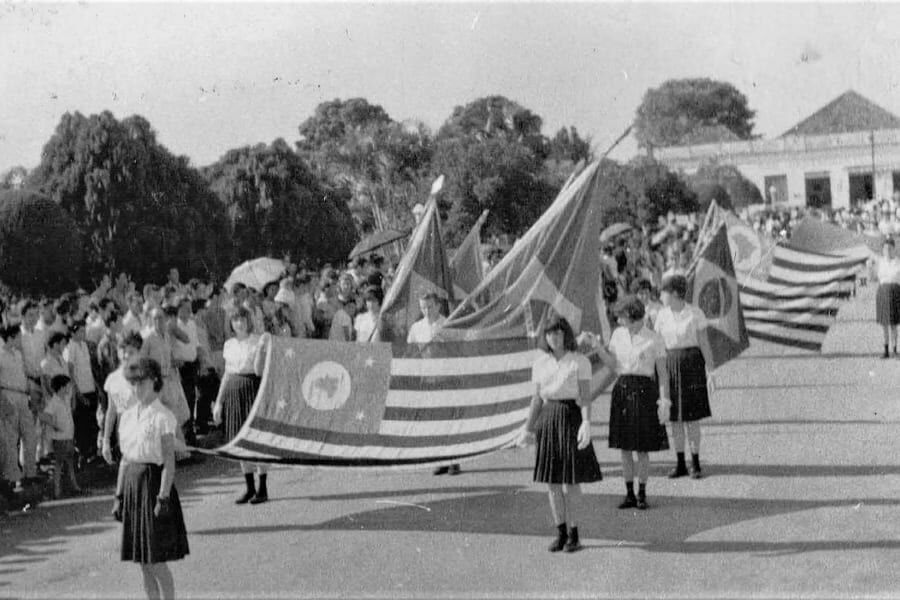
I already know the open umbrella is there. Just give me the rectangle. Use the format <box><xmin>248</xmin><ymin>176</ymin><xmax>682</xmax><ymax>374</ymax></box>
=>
<box><xmin>349</xmin><ymin>229</ymin><xmax>411</xmax><ymax>259</ymax></box>
<box><xmin>599</xmin><ymin>222</ymin><xmax>632</xmax><ymax>243</ymax></box>
<box><xmin>224</xmin><ymin>257</ymin><xmax>286</xmax><ymax>293</ymax></box>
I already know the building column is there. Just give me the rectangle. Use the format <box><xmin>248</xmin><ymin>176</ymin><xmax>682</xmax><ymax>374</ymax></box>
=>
<box><xmin>786</xmin><ymin>170</ymin><xmax>806</xmax><ymax>207</ymax></box>
<box><xmin>875</xmin><ymin>169</ymin><xmax>893</xmax><ymax>201</ymax></box>
<box><xmin>830</xmin><ymin>168</ymin><xmax>848</xmax><ymax>209</ymax></box>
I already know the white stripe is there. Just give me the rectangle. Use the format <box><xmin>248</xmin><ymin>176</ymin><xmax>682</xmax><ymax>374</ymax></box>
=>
<box><xmin>378</xmin><ymin>407</ymin><xmax>529</xmax><ymax>436</ymax></box>
<box><xmin>767</xmin><ymin>264</ymin><xmax>862</xmax><ymax>285</ymax></box>
<box><xmin>740</xmin><ymin>279</ymin><xmax>852</xmax><ymax>296</ymax></box>
<box><xmin>238</xmin><ymin>426</ymin><xmax>523</xmax><ymax>460</ymax></box>
<box><xmin>217</xmin><ymin>443</ymin><xmax>279</xmax><ymax>460</ymax></box>
<box><xmin>773</xmin><ymin>246</ymin><xmax>866</xmax><ymax>267</ymax></box>
<box><xmin>390</xmin><ymin>349</ymin><xmax>538</xmax><ymax>377</ymax></box>
<box><xmin>386</xmin><ymin>381</ymin><xmax>533</xmax><ymax>408</ymax></box>
<box><xmin>740</xmin><ymin>295</ymin><xmax>843</xmax><ymax>311</ymax></box>
<box><xmin>745</xmin><ymin>322</ymin><xmax>826</xmax><ymax>345</ymax></box>
<box><xmin>741</xmin><ymin>310</ymin><xmax>835</xmax><ymax>326</ymax></box>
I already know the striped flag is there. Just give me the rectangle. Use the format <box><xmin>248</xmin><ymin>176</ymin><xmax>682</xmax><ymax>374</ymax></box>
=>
<box><xmin>740</xmin><ymin>245</ymin><xmax>865</xmax><ymax>351</ymax></box>
<box><xmin>210</xmin><ymin>160</ymin><xmax>613</xmax><ymax>467</ymax></box>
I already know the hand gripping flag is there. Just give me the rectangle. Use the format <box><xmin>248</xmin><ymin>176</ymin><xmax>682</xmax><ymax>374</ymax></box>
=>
<box><xmin>686</xmin><ymin>223</ymin><xmax>750</xmax><ymax>369</ymax></box>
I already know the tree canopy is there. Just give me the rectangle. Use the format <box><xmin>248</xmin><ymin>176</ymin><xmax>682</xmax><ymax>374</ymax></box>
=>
<box><xmin>0</xmin><ymin>189</ymin><xmax>81</xmax><ymax>295</ymax></box>
<box><xmin>688</xmin><ymin>161</ymin><xmax>763</xmax><ymax>211</ymax></box>
<box><xmin>634</xmin><ymin>78</ymin><xmax>756</xmax><ymax>149</ymax></box>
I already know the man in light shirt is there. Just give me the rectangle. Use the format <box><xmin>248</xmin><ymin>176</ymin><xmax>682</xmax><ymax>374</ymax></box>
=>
<box><xmin>121</xmin><ymin>292</ymin><xmax>144</xmax><ymax>338</ymax></box>
<box><xmin>19</xmin><ymin>301</ymin><xmax>46</xmax><ymax>386</ymax></box>
<box><xmin>173</xmin><ymin>298</ymin><xmax>200</xmax><ymax>444</ymax></box>
<box><xmin>0</xmin><ymin>325</ymin><xmax>38</xmax><ymax>486</ymax></box>
<box><xmin>63</xmin><ymin>321</ymin><xmax>100</xmax><ymax>465</ymax></box>
<box><xmin>406</xmin><ymin>293</ymin><xmax>458</xmax><ymax>476</ymax></box>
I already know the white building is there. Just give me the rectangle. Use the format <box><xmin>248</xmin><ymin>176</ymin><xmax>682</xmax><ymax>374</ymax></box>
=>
<box><xmin>655</xmin><ymin>91</ymin><xmax>900</xmax><ymax>210</ymax></box>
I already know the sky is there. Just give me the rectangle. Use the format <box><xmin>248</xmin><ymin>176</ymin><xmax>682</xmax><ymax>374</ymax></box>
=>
<box><xmin>2</xmin><ymin>2</ymin><xmax>900</xmax><ymax>175</ymax></box>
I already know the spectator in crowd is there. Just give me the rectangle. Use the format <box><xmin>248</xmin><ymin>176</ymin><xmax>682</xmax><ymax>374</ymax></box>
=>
<box><xmin>173</xmin><ymin>299</ymin><xmax>200</xmax><ymax>445</ymax></box>
<box><xmin>355</xmin><ymin>286</ymin><xmax>383</xmax><ymax>343</ymax></box>
<box><xmin>39</xmin><ymin>374</ymin><xmax>80</xmax><ymax>498</ymax></box>
<box><xmin>102</xmin><ymin>332</ymin><xmax>144</xmax><ymax>466</ymax></box>
<box><xmin>64</xmin><ymin>320</ymin><xmax>100</xmax><ymax>467</ymax></box>
<box><xmin>0</xmin><ymin>325</ymin><xmax>38</xmax><ymax>487</ymax></box>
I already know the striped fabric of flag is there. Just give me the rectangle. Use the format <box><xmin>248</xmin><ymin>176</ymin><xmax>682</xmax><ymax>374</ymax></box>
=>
<box><xmin>740</xmin><ymin>244</ymin><xmax>865</xmax><ymax>351</ymax></box>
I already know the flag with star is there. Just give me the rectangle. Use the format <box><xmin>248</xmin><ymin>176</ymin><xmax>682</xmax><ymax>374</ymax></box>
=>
<box><xmin>686</xmin><ymin>222</ymin><xmax>750</xmax><ymax>369</ymax></box>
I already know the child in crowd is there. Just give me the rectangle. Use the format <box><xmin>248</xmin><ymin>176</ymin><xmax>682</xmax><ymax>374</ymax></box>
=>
<box><xmin>40</xmin><ymin>375</ymin><xmax>81</xmax><ymax>498</ymax></box>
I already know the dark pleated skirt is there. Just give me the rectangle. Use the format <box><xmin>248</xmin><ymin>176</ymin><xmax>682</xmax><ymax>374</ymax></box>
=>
<box><xmin>120</xmin><ymin>462</ymin><xmax>189</xmax><ymax>564</ymax></box>
<box><xmin>222</xmin><ymin>373</ymin><xmax>261</xmax><ymax>443</ymax></box>
<box><xmin>608</xmin><ymin>375</ymin><xmax>670</xmax><ymax>452</ymax></box>
<box><xmin>666</xmin><ymin>346</ymin><xmax>711</xmax><ymax>422</ymax></box>
<box><xmin>876</xmin><ymin>283</ymin><xmax>900</xmax><ymax>326</ymax></box>
<box><xmin>533</xmin><ymin>399</ymin><xmax>602</xmax><ymax>485</ymax></box>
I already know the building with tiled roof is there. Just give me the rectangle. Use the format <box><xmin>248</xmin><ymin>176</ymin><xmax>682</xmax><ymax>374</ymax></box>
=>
<box><xmin>656</xmin><ymin>90</ymin><xmax>900</xmax><ymax>209</ymax></box>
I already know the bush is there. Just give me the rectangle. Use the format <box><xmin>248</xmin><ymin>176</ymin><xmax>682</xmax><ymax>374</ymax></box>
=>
<box><xmin>0</xmin><ymin>190</ymin><xmax>81</xmax><ymax>296</ymax></box>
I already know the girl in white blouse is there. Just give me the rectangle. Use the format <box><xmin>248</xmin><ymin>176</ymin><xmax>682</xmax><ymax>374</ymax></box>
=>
<box><xmin>590</xmin><ymin>296</ymin><xmax>671</xmax><ymax>510</ymax></box>
<box><xmin>874</xmin><ymin>239</ymin><xmax>900</xmax><ymax>358</ymax></box>
<box><xmin>528</xmin><ymin>316</ymin><xmax>602</xmax><ymax>553</ymax></box>
<box><xmin>115</xmin><ymin>357</ymin><xmax>189</xmax><ymax>600</ymax></box>
<box><xmin>655</xmin><ymin>275</ymin><xmax>711</xmax><ymax>479</ymax></box>
<box><xmin>212</xmin><ymin>308</ymin><xmax>270</xmax><ymax>505</ymax></box>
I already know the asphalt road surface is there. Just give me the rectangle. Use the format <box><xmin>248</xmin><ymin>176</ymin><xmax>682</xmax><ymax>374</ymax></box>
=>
<box><xmin>3</xmin><ymin>283</ymin><xmax>900</xmax><ymax>599</ymax></box>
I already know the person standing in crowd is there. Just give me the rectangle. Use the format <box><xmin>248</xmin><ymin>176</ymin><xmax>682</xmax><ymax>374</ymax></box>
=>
<box><xmin>528</xmin><ymin>316</ymin><xmax>602</xmax><ymax>553</ymax></box>
<box><xmin>354</xmin><ymin>286</ymin><xmax>383</xmax><ymax>343</ymax></box>
<box><xmin>329</xmin><ymin>294</ymin><xmax>357</xmax><ymax>342</ymax></box>
<box><xmin>173</xmin><ymin>299</ymin><xmax>200</xmax><ymax>445</ymax></box>
<box><xmin>102</xmin><ymin>333</ymin><xmax>144</xmax><ymax>467</ymax></box>
<box><xmin>212</xmin><ymin>308</ymin><xmax>270</xmax><ymax>504</ymax></box>
<box><xmin>655</xmin><ymin>275</ymin><xmax>712</xmax><ymax>479</ymax></box>
<box><xmin>196</xmin><ymin>290</ymin><xmax>226</xmax><ymax>435</ymax></box>
<box><xmin>874</xmin><ymin>238</ymin><xmax>900</xmax><ymax>358</ymax></box>
<box><xmin>631</xmin><ymin>278</ymin><xmax>663</xmax><ymax>329</ymax></box>
<box><xmin>122</xmin><ymin>292</ymin><xmax>145</xmax><ymax>338</ymax></box>
<box><xmin>588</xmin><ymin>296</ymin><xmax>670</xmax><ymax>509</ymax></box>
<box><xmin>41</xmin><ymin>331</ymin><xmax>71</xmax><ymax>465</ymax></box>
<box><xmin>407</xmin><ymin>293</ymin><xmax>459</xmax><ymax>475</ymax></box>
<box><xmin>39</xmin><ymin>375</ymin><xmax>80</xmax><ymax>498</ymax></box>
<box><xmin>0</xmin><ymin>325</ymin><xmax>38</xmax><ymax>488</ymax></box>
<box><xmin>19</xmin><ymin>300</ymin><xmax>46</xmax><ymax>405</ymax></box>
<box><xmin>270</xmin><ymin>282</ymin><xmax>300</xmax><ymax>338</ymax></box>
<box><xmin>115</xmin><ymin>357</ymin><xmax>189</xmax><ymax>600</ymax></box>
<box><xmin>63</xmin><ymin>321</ymin><xmax>100</xmax><ymax>467</ymax></box>
<box><xmin>141</xmin><ymin>308</ymin><xmax>191</xmax><ymax>450</ymax></box>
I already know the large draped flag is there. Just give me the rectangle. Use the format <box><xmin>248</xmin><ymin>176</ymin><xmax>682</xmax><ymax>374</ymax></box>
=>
<box><xmin>210</xmin><ymin>160</ymin><xmax>612</xmax><ymax>467</ymax></box>
<box><xmin>686</xmin><ymin>223</ymin><xmax>750</xmax><ymax>369</ymax></box>
<box><xmin>376</xmin><ymin>197</ymin><xmax>455</xmax><ymax>343</ymax></box>
<box><xmin>449</xmin><ymin>209</ymin><xmax>489</xmax><ymax>300</ymax></box>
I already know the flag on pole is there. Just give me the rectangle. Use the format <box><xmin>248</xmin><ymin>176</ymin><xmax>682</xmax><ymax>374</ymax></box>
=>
<box><xmin>686</xmin><ymin>223</ymin><xmax>750</xmax><ymax>369</ymax></box>
<box><xmin>449</xmin><ymin>209</ymin><xmax>489</xmax><ymax>301</ymax></box>
<box><xmin>377</xmin><ymin>197</ymin><xmax>455</xmax><ymax>343</ymax></box>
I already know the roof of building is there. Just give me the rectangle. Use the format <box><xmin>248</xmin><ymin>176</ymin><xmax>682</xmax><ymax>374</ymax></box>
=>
<box><xmin>677</xmin><ymin>124</ymin><xmax>742</xmax><ymax>146</ymax></box>
<box><xmin>781</xmin><ymin>90</ymin><xmax>900</xmax><ymax>137</ymax></box>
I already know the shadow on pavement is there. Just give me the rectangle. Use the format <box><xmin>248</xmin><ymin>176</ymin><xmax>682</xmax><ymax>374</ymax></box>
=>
<box><xmin>192</xmin><ymin>485</ymin><xmax>900</xmax><ymax>556</ymax></box>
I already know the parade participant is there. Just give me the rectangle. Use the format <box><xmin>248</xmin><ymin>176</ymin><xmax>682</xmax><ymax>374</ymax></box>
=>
<box><xmin>528</xmin><ymin>316</ymin><xmax>601</xmax><ymax>553</ymax></box>
<box><xmin>212</xmin><ymin>308</ymin><xmax>270</xmax><ymax>504</ymax></box>
<box><xmin>354</xmin><ymin>286</ymin><xmax>383</xmax><ymax>343</ymax></box>
<box><xmin>874</xmin><ymin>238</ymin><xmax>900</xmax><ymax>358</ymax></box>
<box><xmin>407</xmin><ymin>293</ymin><xmax>458</xmax><ymax>475</ymax></box>
<box><xmin>116</xmin><ymin>357</ymin><xmax>189</xmax><ymax>600</ymax></box>
<box><xmin>39</xmin><ymin>375</ymin><xmax>81</xmax><ymax>498</ymax></box>
<box><xmin>140</xmin><ymin>308</ymin><xmax>191</xmax><ymax>450</ymax></box>
<box><xmin>292</xmin><ymin>274</ymin><xmax>316</xmax><ymax>338</ymax></box>
<box><xmin>655</xmin><ymin>275</ymin><xmax>712</xmax><ymax>479</ymax></box>
<box><xmin>0</xmin><ymin>325</ymin><xmax>38</xmax><ymax>487</ymax></box>
<box><xmin>63</xmin><ymin>320</ymin><xmax>100</xmax><ymax>467</ymax></box>
<box><xmin>630</xmin><ymin>278</ymin><xmax>662</xmax><ymax>329</ymax></box>
<box><xmin>589</xmin><ymin>296</ymin><xmax>670</xmax><ymax>509</ymax></box>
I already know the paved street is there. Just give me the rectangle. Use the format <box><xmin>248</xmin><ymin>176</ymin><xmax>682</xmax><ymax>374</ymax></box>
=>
<box><xmin>4</xmin><ymin>283</ymin><xmax>900</xmax><ymax>599</ymax></box>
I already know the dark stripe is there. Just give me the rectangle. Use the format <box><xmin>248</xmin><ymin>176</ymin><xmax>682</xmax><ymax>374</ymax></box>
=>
<box><xmin>249</xmin><ymin>416</ymin><xmax>523</xmax><ymax>448</ymax></box>
<box><xmin>226</xmin><ymin>438</ymin><xmax>515</xmax><ymax>466</ymax></box>
<box><xmin>746</xmin><ymin>329</ymin><xmax>822</xmax><ymax>351</ymax></box>
<box><xmin>743</xmin><ymin>317</ymin><xmax>831</xmax><ymax>333</ymax></box>
<box><xmin>739</xmin><ymin>286</ymin><xmax>852</xmax><ymax>301</ymax></box>
<box><xmin>393</xmin><ymin>337</ymin><xmax>532</xmax><ymax>359</ymax></box>
<box><xmin>741</xmin><ymin>306</ymin><xmax>840</xmax><ymax>316</ymax></box>
<box><xmin>383</xmin><ymin>397</ymin><xmax>530</xmax><ymax>421</ymax></box>
<box><xmin>390</xmin><ymin>368</ymin><xmax>531</xmax><ymax>391</ymax></box>
<box><xmin>772</xmin><ymin>257</ymin><xmax>865</xmax><ymax>273</ymax></box>
<box><xmin>766</xmin><ymin>274</ymin><xmax>856</xmax><ymax>287</ymax></box>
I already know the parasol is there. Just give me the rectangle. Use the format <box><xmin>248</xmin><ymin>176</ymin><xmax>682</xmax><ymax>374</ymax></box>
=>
<box><xmin>224</xmin><ymin>257</ymin><xmax>287</xmax><ymax>293</ymax></box>
<box><xmin>599</xmin><ymin>222</ymin><xmax>632</xmax><ymax>243</ymax></box>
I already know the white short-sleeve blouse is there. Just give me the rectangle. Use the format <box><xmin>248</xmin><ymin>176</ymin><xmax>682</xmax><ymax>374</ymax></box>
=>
<box><xmin>654</xmin><ymin>304</ymin><xmax>707</xmax><ymax>350</ymax></box>
<box><xmin>607</xmin><ymin>326</ymin><xmax>666</xmax><ymax>377</ymax></box>
<box><xmin>118</xmin><ymin>399</ymin><xmax>177</xmax><ymax>465</ymax></box>
<box><xmin>223</xmin><ymin>335</ymin><xmax>262</xmax><ymax>375</ymax></box>
<box><xmin>531</xmin><ymin>351</ymin><xmax>591</xmax><ymax>401</ymax></box>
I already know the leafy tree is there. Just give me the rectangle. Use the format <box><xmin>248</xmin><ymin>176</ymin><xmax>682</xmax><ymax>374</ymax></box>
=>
<box><xmin>297</xmin><ymin>98</ymin><xmax>432</xmax><ymax>235</ymax></box>
<box><xmin>1</xmin><ymin>166</ymin><xmax>28</xmax><ymax>191</ymax></box>
<box><xmin>30</xmin><ymin>111</ymin><xmax>232</xmax><ymax>284</ymax></box>
<box><xmin>0</xmin><ymin>189</ymin><xmax>81</xmax><ymax>295</ymax></box>
<box><xmin>204</xmin><ymin>139</ymin><xmax>357</xmax><ymax>266</ymax></box>
<box><xmin>438</xmin><ymin>95</ymin><xmax>547</xmax><ymax>159</ymax></box>
<box><xmin>688</xmin><ymin>161</ymin><xmax>763</xmax><ymax>211</ymax></box>
<box><xmin>625</xmin><ymin>157</ymin><xmax>698</xmax><ymax>224</ymax></box>
<box><xmin>548</xmin><ymin>126</ymin><xmax>592</xmax><ymax>164</ymax></box>
<box><xmin>634</xmin><ymin>78</ymin><xmax>756</xmax><ymax>148</ymax></box>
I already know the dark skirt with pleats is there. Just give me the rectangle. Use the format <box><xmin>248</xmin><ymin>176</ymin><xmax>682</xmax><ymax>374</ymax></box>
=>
<box><xmin>120</xmin><ymin>462</ymin><xmax>189</xmax><ymax>564</ymax></box>
<box><xmin>533</xmin><ymin>399</ymin><xmax>602</xmax><ymax>485</ymax></box>
<box><xmin>608</xmin><ymin>374</ymin><xmax>670</xmax><ymax>452</ymax></box>
<box><xmin>222</xmin><ymin>373</ymin><xmax>261</xmax><ymax>443</ymax></box>
<box><xmin>666</xmin><ymin>346</ymin><xmax>711</xmax><ymax>422</ymax></box>
<box><xmin>876</xmin><ymin>283</ymin><xmax>900</xmax><ymax>326</ymax></box>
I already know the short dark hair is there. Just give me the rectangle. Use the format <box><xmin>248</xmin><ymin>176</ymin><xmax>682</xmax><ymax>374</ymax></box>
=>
<box><xmin>629</xmin><ymin>278</ymin><xmax>653</xmax><ymax>294</ymax></box>
<box><xmin>537</xmin><ymin>316</ymin><xmax>578</xmax><ymax>354</ymax></box>
<box><xmin>660</xmin><ymin>274</ymin><xmax>689</xmax><ymax>300</ymax></box>
<box><xmin>20</xmin><ymin>300</ymin><xmax>38</xmax><ymax>314</ymax></box>
<box><xmin>364</xmin><ymin>286</ymin><xmax>384</xmax><ymax>306</ymax></box>
<box><xmin>47</xmin><ymin>331</ymin><xmax>68</xmax><ymax>348</ymax></box>
<box><xmin>231</xmin><ymin>307</ymin><xmax>254</xmax><ymax>333</ymax></box>
<box><xmin>191</xmin><ymin>299</ymin><xmax>206</xmax><ymax>314</ymax></box>
<box><xmin>884</xmin><ymin>238</ymin><xmax>896</xmax><ymax>248</ymax></box>
<box><xmin>125</xmin><ymin>357</ymin><xmax>164</xmax><ymax>393</ymax></box>
<box><xmin>1</xmin><ymin>325</ymin><xmax>20</xmax><ymax>342</ymax></box>
<box><xmin>119</xmin><ymin>332</ymin><xmax>144</xmax><ymax>351</ymax></box>
<box><xmin>419</xmin><ymin>291</ymin><xmax>440</xmax><ymax>303</ymax></box>
<box><xmin>50</xmin><ymin>374</ymin><xmax>71</xmax><ymax>394</ymax></box>
<box><xmin>613</xmin><ymin>296</ymin><xmax>646</xmax><ymax>322</ymax></box>
<box><xmin>69</xmin><ymin>319</ymin><xmax>86</xmax><ymax>333</ymax></box>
